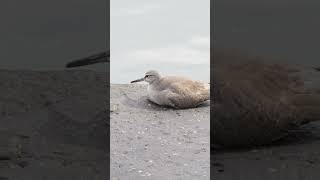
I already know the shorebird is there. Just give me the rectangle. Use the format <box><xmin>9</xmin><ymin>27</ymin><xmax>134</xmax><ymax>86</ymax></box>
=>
<box><xmin>66</xmin><ymin>51</ymin><xmax>109</xmax><ymax>68</ymax></box>
<box><xmin>130</xmin><ymin>70</ymin><xmax>210</xmax><ymax>109</ymax></box>
<box><xmin>211</xmin><ymin>48</ymin><xmax>320</xmax><ymax>147</ymax></box>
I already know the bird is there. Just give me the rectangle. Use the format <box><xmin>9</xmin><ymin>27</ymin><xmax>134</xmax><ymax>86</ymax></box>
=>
<box><xmin>65</xmin><ymin>51</ymin><xmax>109</xmax><ymax>68</ymax></box>
<box><xmin>130</xmin><ymin>70</ymin><xmax>210</xmax><ymax>109</ymax></box>
<box><xmin>211</xmin><ymin>48</ymin><xmax>320</xmax><ymax>148</ymax></box>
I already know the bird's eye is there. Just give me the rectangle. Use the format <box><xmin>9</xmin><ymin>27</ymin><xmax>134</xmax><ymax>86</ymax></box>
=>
<box><xmin>145</xmin><ymin>75</ymin><xmax>149</xmax><ymax>77</ymax></box>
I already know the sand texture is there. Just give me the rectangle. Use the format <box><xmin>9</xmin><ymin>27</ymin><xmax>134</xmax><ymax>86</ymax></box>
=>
<box><xmin>110</xmin><ymin>84</ymin><xmax>210</xmax><ymax>179</ymax></box>
<box><xmin>0</xmin><ymin>69</ymin><xmax>108</xmax><ymax>180</ymax></box>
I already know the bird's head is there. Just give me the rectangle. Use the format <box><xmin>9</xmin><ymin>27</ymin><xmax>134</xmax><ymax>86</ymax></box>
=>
<box><xmin>131</xmin><ymin>70</ymin><xmax>161</xmax><ymax>84</ymax></box>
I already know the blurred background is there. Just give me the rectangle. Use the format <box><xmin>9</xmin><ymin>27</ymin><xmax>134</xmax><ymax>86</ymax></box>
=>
<box><xmin>214</xmin><ymin>0</ymin><xmax>320</xmax><ymax>68</ymax></box>
<box><xmin>0</xmin><ymin>0</ymin><xmax>108</xmax><ymax>72</ymax></box>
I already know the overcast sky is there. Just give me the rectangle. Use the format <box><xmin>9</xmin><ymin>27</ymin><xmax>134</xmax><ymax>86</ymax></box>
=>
<box><xmin>111</xmin><ymin>0</ymin><xmax>210</xmax><ymax>83</ymax></box>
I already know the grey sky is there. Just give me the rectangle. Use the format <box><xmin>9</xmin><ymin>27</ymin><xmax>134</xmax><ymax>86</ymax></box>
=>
<box><xmin>111</xmin><ymin>0</ymin><xmax>210</xmax><ymax>83</ymax></box>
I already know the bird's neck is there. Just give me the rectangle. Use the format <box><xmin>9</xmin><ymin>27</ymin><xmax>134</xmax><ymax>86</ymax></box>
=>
<box><xmin>148</xmin><ymin>79</ymin><xmax>163</xmax><ymax>90</ymax></box>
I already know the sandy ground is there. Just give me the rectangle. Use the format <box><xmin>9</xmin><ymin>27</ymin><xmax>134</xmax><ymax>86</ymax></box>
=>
<box><xmin>213</xmin><ymin>121</ymin><xmax>320</xmax><ymax>180</ymax></box>
<box><xmin>0</xmin><ymin>70</ymin><xmax>108</xmax><ymax>180</ymax></box>
<box><xmin>110</xmin><ymin>84</ymin><xmax>210</xmax><ymax>180</ymax></box>
<box><xmin>0</xmin><ymin>69</ymin><xmax>210</xmax><ymax>180</ymax></box>
<box><xmin>2</xmin><ymin>69</ymin><xmax>320</xmax><ymax>180</ymax></box>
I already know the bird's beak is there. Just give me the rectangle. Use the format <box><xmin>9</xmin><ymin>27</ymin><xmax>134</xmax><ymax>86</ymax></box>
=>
<box><xmin>65</xmin><ymin>52</ymin><xmax>109</xmax><ymax>68</ymax></box>
<box><xmin>131</xmin><ymin>77</ymin><xmax>144</xmax><ymax>83</ymax></box>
